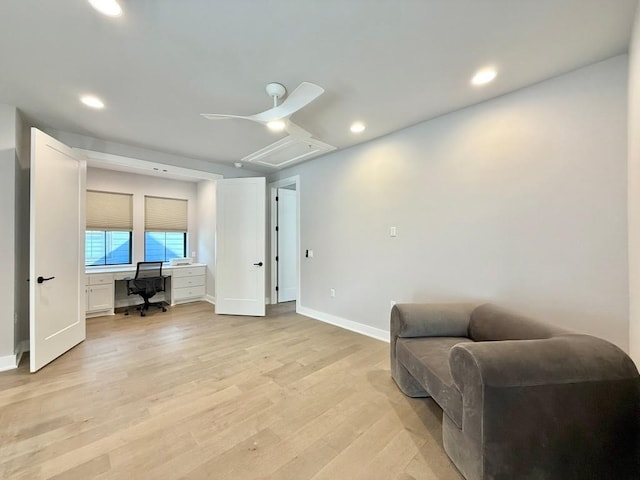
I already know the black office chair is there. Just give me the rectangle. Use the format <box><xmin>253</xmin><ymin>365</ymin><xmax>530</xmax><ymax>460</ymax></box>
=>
<box><xmin>124</xmin><ymin>261</ymin><xmax>168</xmax><ymax>316</ymax></box>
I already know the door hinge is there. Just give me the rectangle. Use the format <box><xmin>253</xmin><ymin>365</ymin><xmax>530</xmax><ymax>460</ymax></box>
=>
<box><xmin>276</xmin><ymin>196</ymin><xmax>279</xmax><ymax>201</ymax></box>
<box><xmin>276</xmin><ymin>256</ymin><xmax>279</xmax><ymax>261</ymax></box>
<box><xmin>276</xmin><ymin>286</ymin><xmax>279</xmax><ymax>291</ymax></box>
<box><xmin>275</xmin><ymin>226</ymin><xmax>279</xmax><ymax>232</ymax></box>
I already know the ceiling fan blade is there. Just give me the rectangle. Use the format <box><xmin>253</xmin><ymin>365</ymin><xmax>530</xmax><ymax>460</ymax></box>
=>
<box><xmin>250</xmin><ymin>82</ymin><xmax>324</xmax><ymax>123</ymax></box>
<box><xmin>200</xmin><ymin>113</ymin><xmax>255</xmax><ymax>121</ymax></box>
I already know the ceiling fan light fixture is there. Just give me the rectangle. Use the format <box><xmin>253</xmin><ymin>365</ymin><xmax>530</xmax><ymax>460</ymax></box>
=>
<box><xmin>80</xmin><ymin>95</ymin><xmax>105</xmax><ymax>109</ymax></box>
<box><xmin>471</xmin><ymin>68</ymin><xmax>497</xmax><ymax>86</ymax></box>
<box><xmin>350</xmin><ymin>122</ymin><xmax>365</xmax><ymax>133</ymax></box>
<box><xmin>267</xmin><ymin>120</ymin><xmax>286</xmax><ymax>132</ymax></box>
<box><xmin>88</xmin><ymin>0</ymin><xmax>123</xmax><ymax>17</ymax></box>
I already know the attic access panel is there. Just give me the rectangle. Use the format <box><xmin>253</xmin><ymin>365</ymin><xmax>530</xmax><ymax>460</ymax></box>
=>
<box><xmin>242</xmin><ymin>135</ymin><xmax>336</xmax><ymax>169</ymax></box>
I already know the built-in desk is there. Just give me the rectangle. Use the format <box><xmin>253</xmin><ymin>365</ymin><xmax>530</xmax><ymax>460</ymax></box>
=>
<box><xmin>85</xmin><ymin>263</ymin><xmax>207</xmax><ymax>318</ymax></box>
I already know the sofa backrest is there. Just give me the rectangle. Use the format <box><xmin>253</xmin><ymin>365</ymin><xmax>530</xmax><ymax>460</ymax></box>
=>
<box><xmin>469</xmin><ymin>304</ymin><xmax>569</xmax><ymax>342</ymax></box>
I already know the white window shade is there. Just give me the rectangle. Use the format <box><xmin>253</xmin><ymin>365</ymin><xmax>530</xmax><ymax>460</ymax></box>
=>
<box><xmin>145</xmin><ymin>196</ymin><xmax>188</xmax><ymax>232</ymax></box>
<box><xmin>86</xmin><ymin>191</ymin><xmax>133</xmax><ymax>230</ymax></box>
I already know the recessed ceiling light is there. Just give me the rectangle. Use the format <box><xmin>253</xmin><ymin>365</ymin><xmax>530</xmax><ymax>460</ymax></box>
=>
<box><xmin>88</xmin><ymin>0</ymin><xmax>123</xmax><ymax>17</ymax></box>
<box><xmin>80</xmin><ymin>95</ymin><xmax>105</xmax><ymax>109</ymax></box>
<box><xmin>267</xmin><ymin>120</ymin><xmax>286</xmax><ymax>132</ymax></box>
<box><xmin>471</xmin><ymin>68</ymin><xmax>497</xmax><ymax>86</ymax></box>
<box><xmin>350</xmin><ymin>122</ymin><xmax>365</xmax><ymax>133</ymax></box>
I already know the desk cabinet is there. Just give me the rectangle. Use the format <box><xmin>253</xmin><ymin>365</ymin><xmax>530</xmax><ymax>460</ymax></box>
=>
<box><xmin>86</xmin><ymin>273</ymin><xmax>114</xmax><ymax>317</ymax></box>
<box><xmin>172</xmin><ymin>266</ymin><xmax>206</xmax><ymax>304</ymax></box>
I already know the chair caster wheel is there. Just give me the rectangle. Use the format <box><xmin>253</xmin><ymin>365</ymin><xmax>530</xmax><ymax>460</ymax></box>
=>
<box><xmin>124</xmin><ymin>311</ymin><xmax>129</xmax><ymax>316</ymax></box>
<box><xmin>141</xmin><ymin>311</ymin><xmax>146</xmax><ymax>317</ymax></box>
<box><xmin>162</xmin><ymin>307</ymin><xmax>167</xmax><ymax>312</ymax></box>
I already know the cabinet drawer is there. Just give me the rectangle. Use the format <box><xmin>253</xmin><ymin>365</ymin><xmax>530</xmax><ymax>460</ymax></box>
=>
<box><xmin>88</xmin><ymin>273</ymin><xmax>113</xmax><ymax>285</ymax></box>
<box><xmin>173</xmin><ymin>285</ymin><xmax>205</xmax><ymax>301</ymax></box>
<box><xmin>172</xmin><ymin>266</ymin><xmax>205</xmax><ymax>278</ymax></box>
<box><xmin>172</xmin><ymin>275</ymin><xmax>205</xmax><ymax>289</ymax></box>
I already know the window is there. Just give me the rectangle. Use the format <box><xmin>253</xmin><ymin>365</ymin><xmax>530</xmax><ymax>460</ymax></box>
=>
<box><xmin>86</xmin><ymin>191</ymin><xmax>133</xmax><ymax>266</ymax></box>
<box><xmin>144</xmin><ymin>232</ymin><xmax>186</xmax><ymax>262</ymax></box>
<box><xmin>144</xmin><ymin>196</ymin><xmax>188</xmax><ymax>262</ymax></box>
<box><xmin>86</xmin><ymin>231</ymin><xmax>132</xmax><ymax>266</ymax></box>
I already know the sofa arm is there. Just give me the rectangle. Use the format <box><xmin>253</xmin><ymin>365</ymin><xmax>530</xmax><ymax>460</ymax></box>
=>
<box><xmin>449</xmin><ymin>334</ymin><xmax>639</xmax><ymax>389</ymax></box>
<box><xmin>390</xmin><ymin>303</ymin><xmax>475</xmax><ymax>398</ymax></box>
<box><xmin>449</xmin><ymin>335</ymin><xmax>640</xmax><ymax>479</ymax></box>
<box><xmin>391</xmin><ymin>303</ymin><xmax>475</xmax><ymax>339</ymax></box>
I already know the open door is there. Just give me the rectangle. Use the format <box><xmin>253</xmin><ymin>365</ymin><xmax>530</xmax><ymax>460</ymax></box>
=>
<box><xmin>30</xmin><ymin>129</ymin><xmax>86</xmax><ymax>372</ymax></box>
<box><xmin>277</xmin><ymin>187</ymin><xmax>297</xmax><ymax>302</ymax></box>
<box><xmin>215</xmin><ymin>177</ymin><xmax>266</xmax><ymax>316</ymax></box>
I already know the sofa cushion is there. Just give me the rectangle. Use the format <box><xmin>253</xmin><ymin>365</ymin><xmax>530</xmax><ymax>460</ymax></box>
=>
<box><xmin>396</xmin><ymin>337</ymin><xmax>471</xmax><ymax>428</ymax></box>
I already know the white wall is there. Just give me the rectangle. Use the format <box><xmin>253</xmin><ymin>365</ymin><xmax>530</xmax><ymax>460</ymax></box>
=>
<box><xmin>0</xmin><ymin>104</ymin><xmax>17</xmax><ymax>363</ymax></box>
<box><xmin>197</xmin><ymin>180</ymin><xmax>216</xmax><ymax>301</ymax></box>
<box><xmin>86</xmin><ymin>168</ymin><xmax>199</xmax><ymax>265</ymax></box>
<box><xmin>271</xmin><ymin>56</ymin><xmax>630</xmax><ymax>350</ymax></box>
<box><xmin>628</xmin><ymin>5</ymin><xmax>640</xmax><ymax>365</ymax></box>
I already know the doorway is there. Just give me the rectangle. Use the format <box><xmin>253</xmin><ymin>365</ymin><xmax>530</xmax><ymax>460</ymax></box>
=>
<box><xmin>269</xmin><ymin>176</ymin><xmax>300</xmax><ymax>305</ymax></box>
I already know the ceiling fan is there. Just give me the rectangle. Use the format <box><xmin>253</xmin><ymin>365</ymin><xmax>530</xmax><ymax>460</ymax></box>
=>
<box><xmin>201</xmin><ymin>82</ymin><xmax>324</xmax><ymax>137</ymax></box>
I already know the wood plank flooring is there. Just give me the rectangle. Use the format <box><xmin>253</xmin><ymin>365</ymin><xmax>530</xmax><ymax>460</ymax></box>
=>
<box><xmin>0</xmin><ymin>302</ymin><xmax>463</xmax><ymax>480</ymax></box>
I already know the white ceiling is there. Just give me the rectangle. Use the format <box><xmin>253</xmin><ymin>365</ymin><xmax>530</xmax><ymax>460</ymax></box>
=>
<box><xmin>0</xmin><ymin>0</ymin><xmax>637</xmax><ymax>173</ymax></box>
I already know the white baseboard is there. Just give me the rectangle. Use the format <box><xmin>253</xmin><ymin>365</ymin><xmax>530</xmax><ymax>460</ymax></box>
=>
<box><xmin>297</xmin><ymin>305</ymin><xmax>390</xmax><ymax>343</ymax></box>
<box><xmin>205</xmin><ymin>295</ymin><xmax>215</xmax><ymax>305</ymax></box>
<box><xmin>0</xmin><ymin>353</ymin><xmax>17</xmax><ymax>372</ymax></box>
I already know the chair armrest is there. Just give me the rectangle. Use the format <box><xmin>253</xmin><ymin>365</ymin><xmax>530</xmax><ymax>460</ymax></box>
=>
<box><xmin>391</xmin><ymin>303</ymin><xmax>475</xmax><ymax>339</ymax></box>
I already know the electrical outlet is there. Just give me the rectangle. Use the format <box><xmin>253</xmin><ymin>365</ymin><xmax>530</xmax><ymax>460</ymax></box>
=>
<box><xmin>390</xmin><ymin>226</ymin><xmax>397</xmax><ymax>237</ymax></box>
<box><xmin>308</xmin><ymin>250</ymin><xmax>314</xmax><ymax>258</ymax></box>
<box><xmin>330</xmin><ymin>288</ymin><xmax>336</xmax><ymax>297</ymax></box>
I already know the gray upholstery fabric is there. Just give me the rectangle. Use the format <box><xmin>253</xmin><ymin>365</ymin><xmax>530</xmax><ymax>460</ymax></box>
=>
<box><xmin>390</xmin><ymin>303</ymin><xmax>474</xmax><ymax>396</ymax></box>
<box><xmin>469</xmin><ymin>303</ymin><xmax>567</xmax><ymax>341</ymax></box>
<box><xmin>396</xmin><ymin>337</ymin><xmax>470</xmax><ymax>428</ymax></box>
<box><xmin>390</xmin><ymin>302</ymin><xmax>640</xmax><ymax>480</ymax></box>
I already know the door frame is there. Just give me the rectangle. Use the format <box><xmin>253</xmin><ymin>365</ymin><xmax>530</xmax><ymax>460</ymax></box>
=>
<box><xmin>269</xmin><ymin>175</ymin><xmax>300</xmax><ymax>306</ymax></box>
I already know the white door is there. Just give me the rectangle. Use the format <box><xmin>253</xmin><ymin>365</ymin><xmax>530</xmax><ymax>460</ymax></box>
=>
<box><xmin>215</xmin><ymin>177</ymin><xmax>266</xmax><ymax>316</ymax></box>
<box><xmin>30</xmin><ymin>129</ymin><xmax>86</xmax><ymax>372</ymax></box>
<box><xmin>277</xmin><ymin>188</ymin><xmax>297</xmax><ymax>302</ymax></box>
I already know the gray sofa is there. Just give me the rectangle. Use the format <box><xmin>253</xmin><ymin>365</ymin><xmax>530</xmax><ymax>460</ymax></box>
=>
<box><xmin>390</xmin><ymin>303</ymin><xmax>640</xmax><ymax>480</ymax></box>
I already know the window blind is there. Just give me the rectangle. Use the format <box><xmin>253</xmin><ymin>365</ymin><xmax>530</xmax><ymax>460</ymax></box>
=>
<box><xmin>145</xmin><ymin>196</ymin><xmax>188</xmax><ymax>232</ymax></box>
<box><xmin>86</xmin><ymin>191</ymin><xmax>133</xmax><ymax>230</ymax></box>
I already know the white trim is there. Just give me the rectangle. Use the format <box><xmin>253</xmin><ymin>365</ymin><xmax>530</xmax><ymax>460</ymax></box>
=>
<box><xmin>297</xmin><ymin>305</ymin><xmax>390</xmax><ymax>343</ymax></box>
<box><xmin>75</xmin><ymin>149</ymin><xmax>223</xmax><ymax>182</ymax></box>
<box><xmin>269</xmin><ymin>176</ymin><xmax>300</xmax><ymax>305</ymax></box>
<box><xmin>205</xmin><ymin>294</ymin><xmax>215</xmax><ymax>305</ymax></box>
<box><xmin>0</xmin><ymin>354</ymin><xmax>18</xmax><ymax>372</ymax></box>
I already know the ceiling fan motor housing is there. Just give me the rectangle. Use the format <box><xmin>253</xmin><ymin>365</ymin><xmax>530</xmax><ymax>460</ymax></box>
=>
<box><xmin>266</xmin><ymin>82</ymin><xmax>286</xmax><ymax>99</ymax></box>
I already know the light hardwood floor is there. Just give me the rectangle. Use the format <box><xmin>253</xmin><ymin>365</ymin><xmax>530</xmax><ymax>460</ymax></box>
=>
<box><xmin>0</xmin><ymin>302</ymin><xmax>463</xmax><ymax>480</ymax></box>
